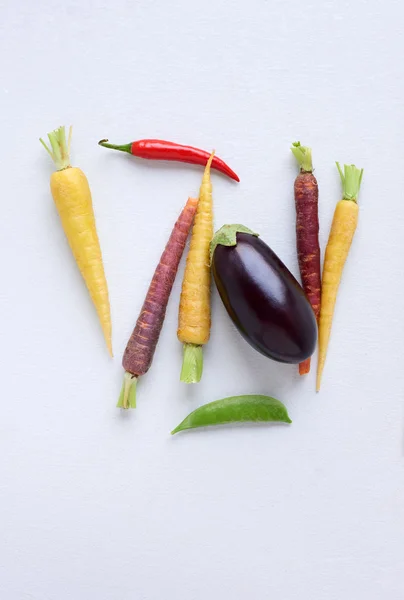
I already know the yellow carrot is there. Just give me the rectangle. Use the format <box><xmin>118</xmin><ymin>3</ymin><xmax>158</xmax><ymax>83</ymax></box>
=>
<box><xmin>177</xmin><ymin>152</ymin><xmax>214</xmax><ymax>382</ymax></box>
<box><xmin>316</xmin><ymin>162</ymin><xmax>363</xmax><ymax>391</ymax></box>
<box><xmin>40</xmin><ymin>126</ymin><xmax>112</xmax><ymax>355</ymax></box>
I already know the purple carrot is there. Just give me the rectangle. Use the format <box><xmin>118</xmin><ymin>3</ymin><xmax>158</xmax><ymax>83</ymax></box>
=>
<box><xmin>118</xmin><ymin>197</ymin><xmax>198</xmax><ymax>409</ymax></box>
<box><xmin>291</xmin><ymin>141</ymin><xmax>321</xmax><ymax>376</ymax></box>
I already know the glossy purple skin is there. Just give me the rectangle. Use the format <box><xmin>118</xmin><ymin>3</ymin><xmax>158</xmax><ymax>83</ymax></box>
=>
<box><xmin>212</xmin><ymin>233</ymin><xmax>317</xmax><ymax>363</ymax></box>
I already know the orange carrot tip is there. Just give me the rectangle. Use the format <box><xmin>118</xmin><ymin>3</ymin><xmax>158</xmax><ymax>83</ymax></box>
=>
<box><xmin>291</xmin><ymin>141</ymin><xmax>313</xmax><ymax>173</ymax></box>
<box><xmin>299</xmin><ymin>359</ymin><xmax>311</xmax><ymax>376</ymax></box>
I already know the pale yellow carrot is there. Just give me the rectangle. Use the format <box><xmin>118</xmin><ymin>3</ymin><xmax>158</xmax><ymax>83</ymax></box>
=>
<box><xmin>40</xmin><ymin>126</ymin><xmax>112</xmax><ymax>355</ymax></box>
<box><xmin>317</xmin><ymin>163</ymin><xmax>363</xmax><ymax>391</ymax></box>
<box><xmin>177</xmin><ymin>152</ymin><xmax>214</xmax><ymax>382</ymax></box>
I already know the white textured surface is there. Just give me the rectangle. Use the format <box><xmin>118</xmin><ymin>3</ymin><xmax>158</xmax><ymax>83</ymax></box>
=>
<box><xmin>1</xmin><ymin>0</ymin><xmax>404</xmax><ymax>598</ymax></box>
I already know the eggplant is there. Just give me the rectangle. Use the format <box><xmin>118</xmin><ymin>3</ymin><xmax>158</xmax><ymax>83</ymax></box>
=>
<box><xmin>210</xmin><ymin>224</ymin><xmax>317</xmax><ymax>364</ymax></box>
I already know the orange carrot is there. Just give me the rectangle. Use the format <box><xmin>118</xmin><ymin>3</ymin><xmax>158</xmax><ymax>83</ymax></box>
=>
<box><xmin>119</xmin><ymin>197</ymin><xmax>198</xmax><ymax>408</ymax></box>
<box><xmin>177</xmin><ymin>153</ymin><xmax>214</xmax><ymax>383</ymax></box>
<box><xmin>316</xmin><ymin>163</ymin><xmax>363</xmax><ymax>391</ymax></box>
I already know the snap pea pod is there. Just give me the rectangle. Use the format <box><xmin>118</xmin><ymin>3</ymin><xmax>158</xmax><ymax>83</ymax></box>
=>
<box><xmin>171</xmin><ymin>394</ymin><xmax>291</xmax><ymax>434</ymax></box>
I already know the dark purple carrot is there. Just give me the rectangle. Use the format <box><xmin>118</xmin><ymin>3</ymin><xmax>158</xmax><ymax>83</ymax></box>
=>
<box><xmin>118</xmin><ymin>197</ymin><xmax>198</xmax><ymax>409</ymax></box>
<box><xmin>291</xmin><ymin>142</ymin><xmax>321</xmax><ymax>376</ymax></box>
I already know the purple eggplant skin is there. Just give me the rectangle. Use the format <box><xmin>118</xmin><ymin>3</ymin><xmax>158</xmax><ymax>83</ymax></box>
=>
<box><xmin>212</xmin><ymin>231</ymin><xmax>317</xmax><ymax>364</ymax></box>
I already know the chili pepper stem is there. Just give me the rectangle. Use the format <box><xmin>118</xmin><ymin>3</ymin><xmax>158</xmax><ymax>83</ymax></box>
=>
<box><xmin>117</xmin><ymin>371</ymin><xmax>137</xmax><ymax>409</ymax></box>
<box><xmin>180</xmin><ymin>343</ymin><xmax>203</xmax><ymax>383</ymax></box>
<box><xmin>98</xmin><ymin>139</ymin><xmax>132</xmax><ymax>154</ymax></box>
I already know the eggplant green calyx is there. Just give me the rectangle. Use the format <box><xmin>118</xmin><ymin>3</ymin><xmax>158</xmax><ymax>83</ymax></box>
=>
<box><xmin>209</xmin><ymin>224</ymin><xmax>258</xmax><ymax>264</ymax></box>
<box><xmin>336</xmin><ymin>162</ymin><xmax>364</xmax><ymax>203</ymax></box>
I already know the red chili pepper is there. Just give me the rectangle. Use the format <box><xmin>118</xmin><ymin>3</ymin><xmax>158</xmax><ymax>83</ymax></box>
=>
<box><xmin>98</xmin><ymin>138</ymin><xmax>240</xmax><ymax>182</ymax></box>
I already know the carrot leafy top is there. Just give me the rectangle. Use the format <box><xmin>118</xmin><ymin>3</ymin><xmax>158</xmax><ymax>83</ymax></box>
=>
<box><xmin>40</xmin><ymin>125</ymin><xmax>72</xmax><ymax>171</ymax></box>
<box><xmin>291</xmin><ymin>141</ymin><xmax>313</xmax><ymax>173</ymax></box>
<box><xmin>336</xmin><ymin>163</ymin><xmax>364</xmax><ymax>202</ymax></box>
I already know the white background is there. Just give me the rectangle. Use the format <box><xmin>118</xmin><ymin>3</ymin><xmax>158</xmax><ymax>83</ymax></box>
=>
<box><xmin>1</xmin><ymin>0</ymin><xmax>403</xmax><ymax>598</ymax></box>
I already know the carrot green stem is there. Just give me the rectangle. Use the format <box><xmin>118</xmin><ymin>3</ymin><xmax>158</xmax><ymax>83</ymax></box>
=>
<box><xmin>180</xmin><ymin>344</ymin><xmax>203</xmax><ymax>383</ymax></box>
<box><xmin>40</xmin><ymin>125</ymin><xmax>72</xmax><ymax>171</ymax></box>
<box><xmin>117</xmin><ymin>371</ymin><xmax>137</xmax><ymax>409</ymax></box>
<box><xmin>291</xmin><ymin>141</ymin><xmax>313</xmax><ymax>173</ymax></box>
<box><xmin>336</xmin><ymin>163</ymin><xmax>364</xmax><ymax>202</ymax></box>
<box><xmin>98</xmin><ymin>139</ymin><xmax>132</xmax><ymax>154</ymax></box>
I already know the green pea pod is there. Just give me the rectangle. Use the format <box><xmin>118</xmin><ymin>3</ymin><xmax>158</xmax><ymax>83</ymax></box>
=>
<box><xmin>171</xmin><ymin>394</ymin><xmax>291</xmax><ymax>435</ymax></box>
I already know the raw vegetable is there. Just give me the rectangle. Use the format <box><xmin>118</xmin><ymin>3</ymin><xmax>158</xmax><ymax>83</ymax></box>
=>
<box><xmin>40</xmin><ymin>125</ymin><xmax>112</xmax><ymax>355</ymax></box>
<box><xmin>316</xmin><ymin>163</ymin><xmax>363</xmax><ymax>391</ymax></box>
<box><xmin>210</xmin><ymin>225</ymin><xmax>317</xmax><ymax>363</ymax></box>
<box><xmin>99</xmin><ymin>138</ymin><xmax>239</xmax><ymax>182</ymax></box>
<box><xmin>171</xmin><ymin>394</ymin><xmax>291</xmax><ymax>434</ymax></box>
<box><xmin>119</xmin><ymin>197</ymin><xmax>198</xmax><ymax>409</ymax></box>
<box><xmin>177</xmin><ymin>153</ymin><xmax>214</xmax><ymax>383</ymax></box>
<box><xmin>291</xmin><ymin>142</ymin><xmax>321</xmax><ymax>376</ymax></box>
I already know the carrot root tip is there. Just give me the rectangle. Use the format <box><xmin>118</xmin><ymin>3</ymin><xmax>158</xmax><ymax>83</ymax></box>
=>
<box><xmin>117</xmin><ymin>372</ymin><xmax>137</xmax><ymax>409</ymax></box>
<box><xmin>180</xmin><ymin>344</ymin><xmax>203</xmax><ymax>384</ymax></box>
<box><xmin>106</xmin><ymin>336</ymin><xmax>113</xmax><ymax>358</ymax></box>
<box><xmin>299</xmin><ymin>358</ymin><xmax>311</xmax><ymax>376</ymax></box>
